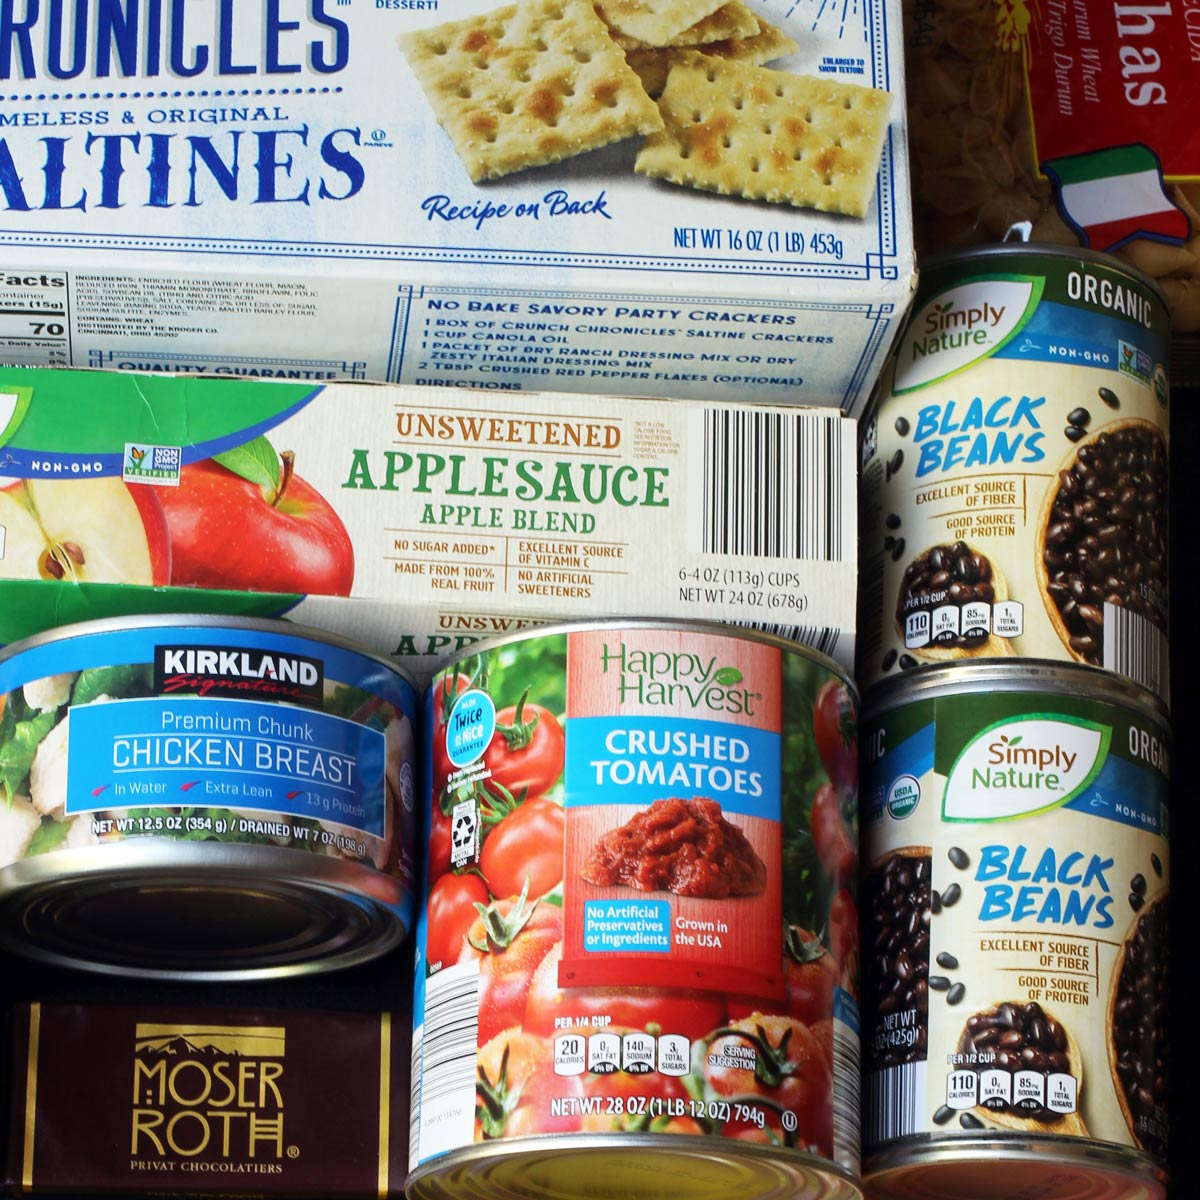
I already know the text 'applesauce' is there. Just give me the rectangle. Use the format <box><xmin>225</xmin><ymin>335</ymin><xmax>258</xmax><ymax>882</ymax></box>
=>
<box><xmin>858</xmin><ymin>246</ymin><xmax>1170</xmax><ymax>706</ymax></box>
<box><xmin>860</xmin><ymin>661</ymin><xmax>1169</xmax><ymax>1200</ymax></box>
<box><xmin>409</xmin><ymin>621</ymin><xmax>862</xmax><ymax>1200</ymax></box>
<box><xmin>0</xmin><ymin>615</ymin><xmax>419</xmax><ymax>979</ymax></box>
<box><xmin>0</xmin><ymin>366</ymin><xmax>856</xmax><ymax>679</ymax></box>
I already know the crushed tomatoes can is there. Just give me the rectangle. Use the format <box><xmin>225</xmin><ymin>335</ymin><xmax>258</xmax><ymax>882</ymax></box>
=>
<box><xmin>0</xmin><ymin>615</ymin><xmax>419</xmax><ymax>979</ymax></box>
<box><xmin>409</xmin><ymin>621</ymin><xmax>862</xmax><ymax>1200</ymax></box>
<box><xmin>860</xmin><ymin>662</ymin><xmax>1169</xmax><ymax>1200</ymax></box>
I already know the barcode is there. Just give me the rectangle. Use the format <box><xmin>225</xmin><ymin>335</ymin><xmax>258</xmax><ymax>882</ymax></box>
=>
<box><xmin>413</xmin><ymin>963</ymin><xmax>480</xmax><ymax>1165</ymax></box>
<box><xmin>857</xmin><ymin>555</ymin><xmax>886</xmax><ymax>660</ymax></box>
<box><xmin>832</xmin><ymin>1018</ymin><xmax>861</xmax><ymax>1174</ymax></box>
<box><xmin>687</xmin><ymin>409</ymin><xmax>850</xmax><ymax>561</ymax></box>
<box><xmin>1104</xmin><ymin>603</ymin><xmax>1169</xmax><ymax>703</ymax></box>
<box><xmin>737</xmin><ymin>621</ymin><xmax>843</xmax><ymax>660</ymax></box>
<box><xmin>866</xmin><ymin>1063</ymin><xmax>926</xmax><ymax>1148</ymax></box>
<box><xmin>408</xmin><ymin>1029</ymin><xmax>422</xmax><ymax>1175</ymax></box>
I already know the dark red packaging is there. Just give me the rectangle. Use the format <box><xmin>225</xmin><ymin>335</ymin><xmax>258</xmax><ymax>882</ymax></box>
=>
<box><xmin>5</xmin><ymin>1003</ymin><xmax>408</xmax><ymax>1197</ymax></box>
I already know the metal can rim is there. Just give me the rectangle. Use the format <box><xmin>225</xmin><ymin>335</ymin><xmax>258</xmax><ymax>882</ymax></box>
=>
<box><xmin>916</xmin><ymin>242</ymin><xmax>1170</xmax><ymax>314</ymax></box>
<box><xmin>407</xmin><ymin>1130</ymin><xmax>865</xmax><ymax>1200</ymax></box>
<box><xmin>864</xmin><ymin>1131</ymin><xmax>1168</xmax><ymax>1191</ymax></box>
<box><xmin>0</xmin><ymin>611</ymin><xmax>421</xmax><ymax>694</ymax></box>
<box><xmin>439</xmin><ymin>617</ymin><xmax>858</xmax><ymax>704</ymax></box>
<box><xmin>861</xmin><ymin>658</ymin><xmax>1170</xmax><ymax>732</ymax></box>
<box><xmin>0</xmin><ymin>840</ymin><xmax>410</xmax><ymax>981</ymax></box>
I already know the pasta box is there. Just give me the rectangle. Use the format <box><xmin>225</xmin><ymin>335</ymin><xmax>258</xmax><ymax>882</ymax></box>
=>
<box><xmin>0</xmin><ymin>0</ymin><xmax>913</xmax><ymax>415</ymax></box>
<box><xmin>0</xmin><ymin>366</ymin><xmax>858</xmax><ymax>678</ymax></box>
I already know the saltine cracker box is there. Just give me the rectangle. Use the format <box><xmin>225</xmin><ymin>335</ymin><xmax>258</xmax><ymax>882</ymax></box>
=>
<box><xmin>0</xmin><ymin>0</ymin><xmax>913</xmax><ymax>414</ymax></box>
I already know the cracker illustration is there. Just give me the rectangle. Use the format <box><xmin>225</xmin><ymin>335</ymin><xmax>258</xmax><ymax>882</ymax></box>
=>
<box><xmin>594</xmin><ymin>0</ymin><xmax>728</xmax><ymax>47</ymax></box>
<box><xmin>401</xmin><ymin>0</ymin><xmax>664</xmax><ymax>182</ymax></box>
<box><xmin>626</xmin><ymin>20</ymin><xmax>799</xmax><ymax>97</ymax></box>
<box><xmin>609</xmin><ymin>1</ymin><xmax>761</xmax><ymax>51</ymax></box>
<box><xmin>636</xmin><ymin>54</ymin><xmax>890</xmax><ymax>215</ymax></box>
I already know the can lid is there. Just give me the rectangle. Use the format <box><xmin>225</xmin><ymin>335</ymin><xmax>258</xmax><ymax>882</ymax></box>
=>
<box><xmin>917</xmin><ymin>242</ymin><xmax>1170</xmax><ymax>314</ymax></box>
<box><xmin>408</xmin><ymin>1134</ymin><xmax>862</xmax><ymax>1200</ymax></box>
<box><xmin>0</xmin><ymin>611</ymin><xmax>421</xmax><ymax>695</ymax></box>
<box><xmin>439</xmin><ymin>617</ymin><xmax>858</xmax><ymax>701</ymax></box>
<box><xmin>865</xmin><ymin>1135</ymin><xmax>1166</xmax><ymax>1200</ymax></box>
<box><xmin>861</xmin><ymin>659</ymin><xmax>1169</xmax><ymax>730</ymax></box>
<box><xmin>0</xmin><ymin>842</ymin><xmax>410</xmax><ymax>981</ymax></box>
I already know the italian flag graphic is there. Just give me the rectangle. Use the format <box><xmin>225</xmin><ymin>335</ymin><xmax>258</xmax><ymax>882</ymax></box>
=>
<box><xmin>1043</xmin><ymin>144</ymin><xmax>1189</xmax><ymax>252</ymax></box>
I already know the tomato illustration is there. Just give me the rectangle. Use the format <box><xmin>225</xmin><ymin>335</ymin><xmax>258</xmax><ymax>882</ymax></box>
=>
<box><xmin>425</xmin><ymin>872</ymin><xmax>490</xmax><ymax>973</ymax></box>
<box><xmin>431</xmin><ymin>670</ymin><xmax>474</xmax><ymax>796</ymax></box>
<box><xmin>726</xmin><ymin>927</ymin><xmax>835</xmax><ymax>1029</ymax></box>
<box><xmin>481</xmin><ymin>691</ymin><xmax>565</xmax><ymax>800</ymax></box>
<box><xmin>427</xmin><ymin>804</ymin><xmax>455</xmax><ymax>886</ymax></box>
<box><xmin>580</xmin><ymin>1065</ymin><xmax>703</xmax><ymax>1135</ymax></box>
<box><xmin>525</xmin><ymin>944</ymin><xmax>725</xmax><ymax>1039</ymax></box>
<box><xmin>460</xmin><ymin>886</ymin><xmax>563</xmax><ymax>1044</ymax></box>
<box><xmin>809</xmin><ymin>781</ymin><xmax>856</xmax><ymax>884</ymax></box>
<box><xmin>704</xmin><ymin>1014</ymin><xmax>833</xmax><ymax>1157</ymax></box>
<box><xmin>813</xmin><ymin>678</ymin><xmax>857</xmax><ymax>796</ymax></box>
<box><xmin>724</xmin><ymin>921</ymin><xmax>840</xmax><ymax>1027</ymax></box>
<box><xmin>809</xmin><ymin>1018</ymin><xmax>834</xmax><ymax>1069</ymax></box>
<box><xmin>827</xmin><ymin>887</ymin><xmax>858</xmax><ymax>971</ymax></box>
<box><xmin>481</xmin><ymin>797</ymin><xmax>565</xmax><ymax>900</ymax></box>
<box><xmin>475</xmin><ymin>1029</ymin><xmax>586</xmax><ymax>1139</ymax></box>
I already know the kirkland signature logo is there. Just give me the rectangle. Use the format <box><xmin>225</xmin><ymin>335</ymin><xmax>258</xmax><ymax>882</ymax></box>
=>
<box><xmin>601</xmin><ymin>641</ymin><xmax>759</xmax><ymax>715</ymax></box>
<box><xmin>154</xmin><ymin>645</ymin><xmax>324</xmax><ymax>706</ymax></box>
<box><xmin>131</xmin><ymin>1022</ymin><xmax>289</xmax><ymax>1170</ymax></box>
<box><xmin>894</xmin><ymin>278</ymin><xmax>1042</xmax><ymax>393</ymax></box>
<box><xmin>943</xmin><ymin>716</ymin><xmax>1110</xmax><ymax>822</ymax></box>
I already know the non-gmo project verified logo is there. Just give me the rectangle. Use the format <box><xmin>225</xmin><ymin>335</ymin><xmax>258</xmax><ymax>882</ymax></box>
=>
<box><xmin>124</xmin><ymin>442</ymin><xmax>182</xmax><ymax>486</ymax></box>
<box><xmin>1117</xmin><ymin>340</ymin><xmax>1152</xmax><ymax>385</ymax></box>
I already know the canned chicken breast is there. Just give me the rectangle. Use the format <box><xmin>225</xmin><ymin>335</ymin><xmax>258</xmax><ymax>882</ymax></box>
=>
<box><xmin>0</xmin><ymin>616</ymin><xmax>419</xmax><ymax>978</ymax></box>
<box><xmin>409</xmin><ymin>621</ymin><xmax>862</xmax><ymax>1200</ymax></box>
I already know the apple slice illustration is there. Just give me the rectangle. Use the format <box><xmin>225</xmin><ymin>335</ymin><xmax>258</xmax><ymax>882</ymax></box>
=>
<box><xmin>0</xmin><ymin>477</ymin><xmax>171</xmax><ymax>585</ymax></box>
<box><xmin>159</xmin><ymin>443</ymin><xmax>354</xmax><ymax>595</ymax></box>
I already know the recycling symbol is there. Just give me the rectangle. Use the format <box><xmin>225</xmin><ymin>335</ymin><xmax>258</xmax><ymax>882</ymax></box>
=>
<box><xmin>450</xmin><ymin>801</ymin><xmax>477</xmax><ymax>867</ymax></box>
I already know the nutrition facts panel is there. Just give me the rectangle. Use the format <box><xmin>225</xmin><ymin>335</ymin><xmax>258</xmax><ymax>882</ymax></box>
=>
<box><xmin>0</xmin><ymin>273</ymin><xmax>70</xmax><ymax>366</ymax></box>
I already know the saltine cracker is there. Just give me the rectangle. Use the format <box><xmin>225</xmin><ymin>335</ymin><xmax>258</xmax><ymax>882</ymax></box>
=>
<box><xmin>401</xmin><ymin>0</ymin><xmax>663</xmax><ymax>182</ymax></box>
<box><xmin>626</xmin><ymin>21</ymin><xmax>799</xmax><ymax>97</ymax></box>
<box><xmin>635</xmin><ymin>54</ymin><xmax>891</xmax><ymax>216</ymax></box>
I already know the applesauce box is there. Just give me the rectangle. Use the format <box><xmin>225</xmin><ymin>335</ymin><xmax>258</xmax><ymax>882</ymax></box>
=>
<box><xmin>0</xmin><ymin>0</ymin><xmax>914</xmax><ymax>415</ymax></box>
<box><xmin>0</xmin><ymin>368</ymin><xmax>857</xmax><ymax>677</ymax></box>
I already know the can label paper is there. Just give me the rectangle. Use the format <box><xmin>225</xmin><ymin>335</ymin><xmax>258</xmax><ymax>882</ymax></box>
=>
<box><xmin>861</xmin><ymin>679</ymin><xmax>1169</xmax><ymax>1164</ymax></box>
<box><xmin>411</xmin><ymin>626</ymin><xmax>862</xmax><ymax>1181</ymax></box>
<box><xmin>859</xmin><ymin>250</ymin><xmax>1170</xmax><ymax>704</ymax></box>
<box><xmin>0</xmin><ymin>622</ymin><xmax>418</xmax><ymax>890</ymax></box>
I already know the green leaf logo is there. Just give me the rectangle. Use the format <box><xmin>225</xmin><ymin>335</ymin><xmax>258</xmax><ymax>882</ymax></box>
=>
<box><xmin>713</xmin><ymin>666</ymin><xmax>743</xmax><ymax>686</ymax></box>
<box><xmin>213</xmin><ymin>436</ymin><xmax>281</xmax><ymax>490</ymax></box>
<box><xmin>0</xmin><ymin>386</ymin><xmax>32</xmax><ymax>450</ymax></box>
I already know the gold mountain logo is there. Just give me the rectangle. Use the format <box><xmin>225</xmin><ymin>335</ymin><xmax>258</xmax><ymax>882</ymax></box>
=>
<box><xmin>131</xmin><ymin>1024</ymin><xmax>288</xmax><ymax>1166</ymax></box>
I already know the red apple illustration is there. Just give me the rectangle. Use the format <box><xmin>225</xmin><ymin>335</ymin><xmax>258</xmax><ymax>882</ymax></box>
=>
<box><xmin>159</xmin><ymin>451</ymin><xmax>354</xmax><ymax>595</ymax></box>
<box><xmin>0</xmin><ymin>477</ymin><xmax>171</xmax><ymax>584</ymax></box>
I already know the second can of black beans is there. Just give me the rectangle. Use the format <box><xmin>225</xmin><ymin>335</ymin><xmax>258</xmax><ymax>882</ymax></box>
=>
<box><xmin>859</xmin><ymin>662</ymin><xmax>1169</xmax><ymax>1200</ymax></box>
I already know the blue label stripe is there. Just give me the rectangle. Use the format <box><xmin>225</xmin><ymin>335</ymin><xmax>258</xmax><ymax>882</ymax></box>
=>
<box><xmin>0</xmin><ymin>624</ymin><xmax>416</xmax><ymax>713</ymax></box>
<box><xmin>564</xmin><ymin>715</ymin><xmax>781</xmax><ymax>822</ymax></box>
<box><xmin>993</xmin><ymin>300</ymin><xmax>1157</xmax><ymax>370</ymax></box>
<box><xmin>1064</xmin><ymin>753</ymin><xmax>1168</xmax><ymax>838</ymax></box>
<box><xmin>65</xmin><ymin>696</ymin><xmax>387</xmax><ymax>836</ymax></box>
<box><xmin>869</xmin><ymin>722</ymin><xmax>935</xmax><ymax>821</ymax></box>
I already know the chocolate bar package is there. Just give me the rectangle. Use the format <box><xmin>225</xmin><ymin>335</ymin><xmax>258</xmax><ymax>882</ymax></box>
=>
<box><xmin>5</xmin><ymin>1004</ymin><xmax>408</xmax><ymax>1197</ymax></box>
